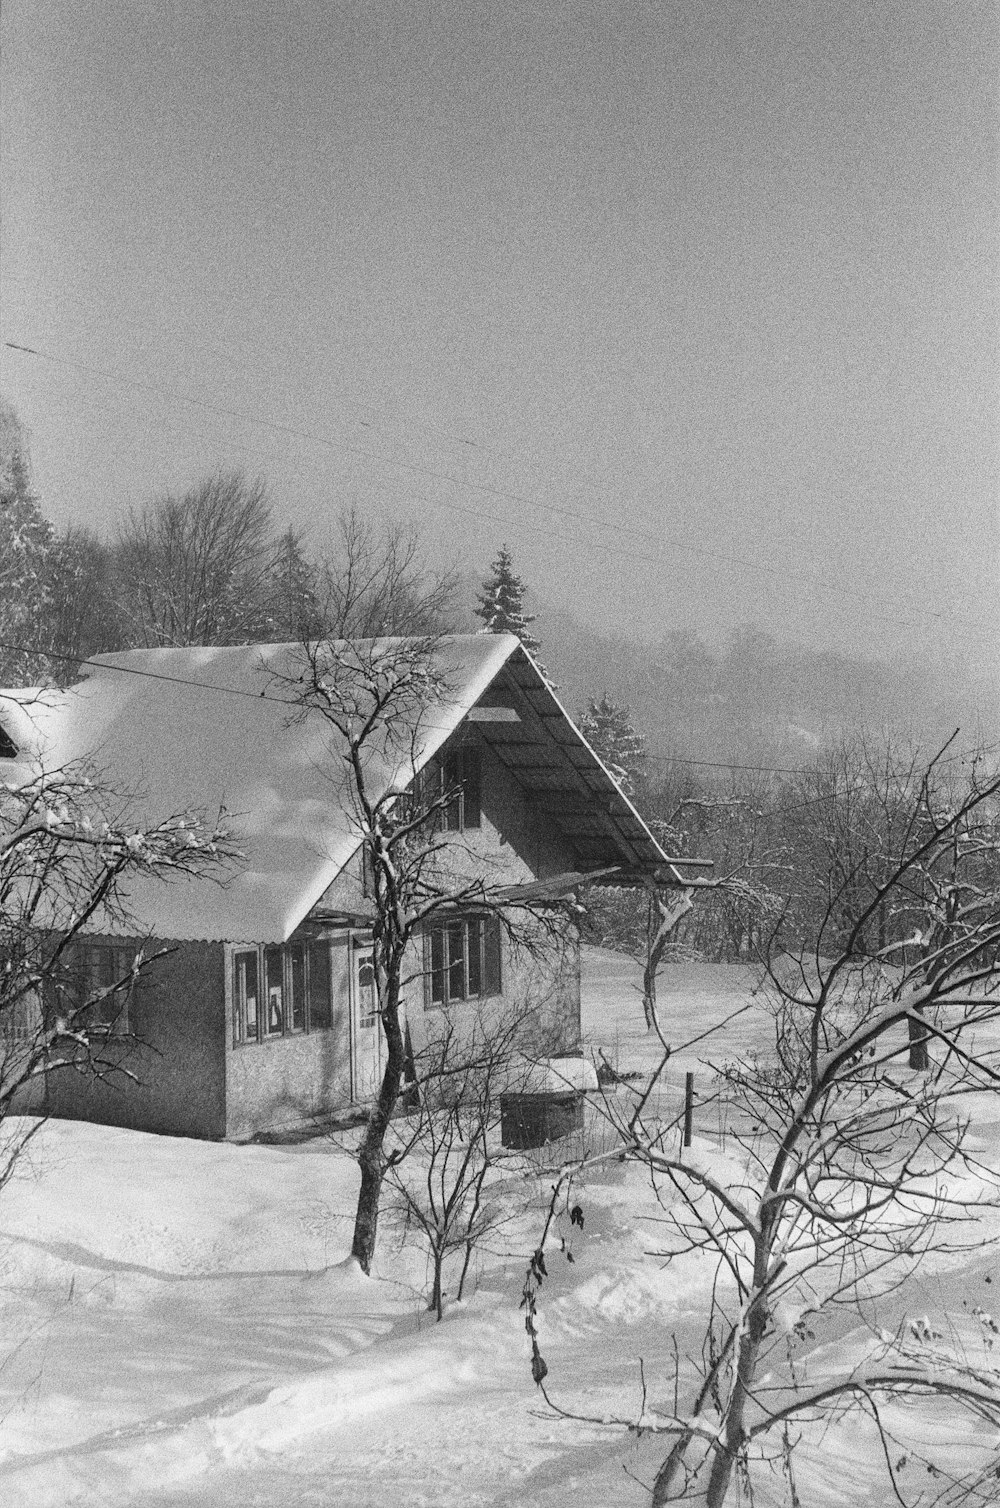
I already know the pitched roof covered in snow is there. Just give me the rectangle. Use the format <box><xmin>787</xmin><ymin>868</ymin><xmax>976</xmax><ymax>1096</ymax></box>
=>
<box><xmin>0</xmin><ymin>636</ymin><xmax>677</xmax><ymax>943</ymax></box>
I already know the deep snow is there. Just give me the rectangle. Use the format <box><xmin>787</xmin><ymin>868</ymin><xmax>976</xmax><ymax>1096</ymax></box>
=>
<box><xmin>0</xmin><ymin>949</ymin><xmax>998</xmax><ymax>1506</ymax></box>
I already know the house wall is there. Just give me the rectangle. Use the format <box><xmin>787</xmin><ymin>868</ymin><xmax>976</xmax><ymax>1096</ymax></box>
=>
<box><xmin>43</xmin><ymin>938</ymin><xmax>227</xmax><ymax>1139</ymax></box>
<box><xmin>223</xmin><ymin>932</ymin><xmax>353</xmax><ymax>1141</ymax></box>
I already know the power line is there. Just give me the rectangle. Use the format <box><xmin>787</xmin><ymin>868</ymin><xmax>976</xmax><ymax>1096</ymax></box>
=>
<box><xmin>644</xmin><ymin>750</ymin><xmax>818</xmax><ymax>776</ymax></box>
<box><xmin>3</xmin><ymin>338</ymin><xmax>990</xmax><ymax>644</ymax></box>
<box><xmin>1</xmin><ymin>635</ymin><xmax>994</xmax><ymax>786</ymax></box>
<box><xmin>0</xmin><ymin>637</ymin><xmax>821</xmax><ymax>775</ymax></box>
<box><xmin>0</xmin><ymin>639</ymin><xmax>306</xmax><ymax>709</ymax></box>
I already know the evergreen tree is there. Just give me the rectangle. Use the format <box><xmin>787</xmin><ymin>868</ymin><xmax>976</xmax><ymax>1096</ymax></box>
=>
<box><xmin>474</xmin><ymin>544</ymin><xmax>542</xmax><ymax>658</ymax></box>
<box><xmin>578</xmin><ymin>695</ymin><xmax>646</xmax><ymax>797</ymax></box>
<box><xmin>0</xmin><ymin>400</ymin><xmax>54</xmax><ymax>685</ymax></box>
<box><xmin>266</xmin><ymin>527</ymin><xmax>322</xmax><ymax>641</ymax></box>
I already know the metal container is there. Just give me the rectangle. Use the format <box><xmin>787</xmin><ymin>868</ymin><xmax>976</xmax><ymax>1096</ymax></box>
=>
<box><xmin>500</xmin><ymin>1090</ymin><xmax>584</xmax><ymax>1149</ymax></box>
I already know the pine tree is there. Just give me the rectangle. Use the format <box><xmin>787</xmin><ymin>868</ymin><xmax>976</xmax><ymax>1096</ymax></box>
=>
<box><xmin>0</xmin><ymin>400</ymin><xmax>54</xmax><ymax>685</ymax></box>
<box><xmin>474</xmin><ymin>544</ymin><xmax>542</xmax><ymax>658</ymax></box>
<box><xmin>578</xmin><ymin>695</ymin><xmax>646</xmax><ymax>797</ymax></box>
<box><xmin>266</xmin><ymin>527</ymin><xmax>322</xmax><ymax>641</ymax></box>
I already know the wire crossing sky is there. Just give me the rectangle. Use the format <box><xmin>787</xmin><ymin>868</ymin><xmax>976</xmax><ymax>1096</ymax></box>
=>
<box><xmin>0</xmin><ymin>1</ymin><xmax>996</xmax><ymax>665</ymax></box>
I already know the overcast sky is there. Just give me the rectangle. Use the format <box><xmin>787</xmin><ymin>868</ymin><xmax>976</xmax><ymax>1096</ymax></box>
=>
<box><xmin>1</xmin><ymin>0</ymin><xmax>996</xmax><ymax>664</ymax></box>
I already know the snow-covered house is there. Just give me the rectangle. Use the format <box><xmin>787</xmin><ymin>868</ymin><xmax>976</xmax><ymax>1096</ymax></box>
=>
<box><xmin>0</xmin><ymin>636</ymin><xmax>677</xmax><ymax>1141</ymax></box>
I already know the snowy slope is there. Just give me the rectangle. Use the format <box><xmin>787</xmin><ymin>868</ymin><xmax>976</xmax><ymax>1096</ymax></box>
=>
<box><xmin>0</xmin><ymin>949</ymin><xmax>997</xmax><ymax>1506</ymax></box>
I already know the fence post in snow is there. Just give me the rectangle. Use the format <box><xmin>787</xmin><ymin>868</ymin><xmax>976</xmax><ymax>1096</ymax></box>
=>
<box><xmin>683</xmin><ymin>1072</ymin><xmax>694</xmax><ymax>1149</ymax></box>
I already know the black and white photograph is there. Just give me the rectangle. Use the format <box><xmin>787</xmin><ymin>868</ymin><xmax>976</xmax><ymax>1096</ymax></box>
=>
<box><xmin>0</xmin><ymin>2</ymin><xmax>997</xmax><ymax>1503</ymax></box>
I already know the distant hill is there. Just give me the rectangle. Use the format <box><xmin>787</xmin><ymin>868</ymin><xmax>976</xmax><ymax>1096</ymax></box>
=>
<box><xmin>536</xmin><ymin>608</ymin><xmax>999</xmax><ymax>774</ymax></box>
<box><xmin>452</xmin><ymin>564</ymin><xmax>997</xmax><ymax>773</ymax></box>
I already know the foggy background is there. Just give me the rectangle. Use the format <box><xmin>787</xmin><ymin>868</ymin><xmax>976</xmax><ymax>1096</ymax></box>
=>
<box><xmin>1</xmin><ymin>0</ymin><xmax>997</xmax><ymax>760</ymax></box>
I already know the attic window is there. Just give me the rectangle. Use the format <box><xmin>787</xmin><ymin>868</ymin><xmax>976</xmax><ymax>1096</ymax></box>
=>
<box><xmin>436</xmin><ymin>747</ymin><xmax>481</xmax><ymax>831</ymax></box>
<box><xmin>0</xmin><ymin>724</ymin><xmax>16</xmax><ymax>759</ymax></box>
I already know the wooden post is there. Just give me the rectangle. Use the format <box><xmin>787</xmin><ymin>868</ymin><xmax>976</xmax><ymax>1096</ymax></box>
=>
<box><xmin>683</xmin><ymin>1072</ymin><xmax>694</xmax><ymax>1148</ymax></box>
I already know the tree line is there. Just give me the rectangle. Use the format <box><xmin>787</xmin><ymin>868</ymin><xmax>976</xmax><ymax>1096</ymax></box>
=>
<box><xmin>0</xmin><ymin>400</ymin><xmax>460</xmax><ymax>686</ymax></box>
<box><xmin>6</xmin><ymin>396</ymin><xmax>996</xmax><ymax>979</ymax></box>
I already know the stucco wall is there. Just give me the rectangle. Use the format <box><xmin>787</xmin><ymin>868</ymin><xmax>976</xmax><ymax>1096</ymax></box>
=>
<box><xmin>44</xmin><ymin>938</ymin><xmax>227</xmax><ymax>1139</ymax></box>
<box><xmin>224</xmin><ymin>933</ymin><xmax>352</xmax><ymax>1140</ymax></box>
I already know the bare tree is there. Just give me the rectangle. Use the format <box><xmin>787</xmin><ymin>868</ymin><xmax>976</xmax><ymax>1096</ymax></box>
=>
<box><xmin>280</xmin><ymin>637</ymin><xmax>573</xmax><ymax>1275</ymax></box>
<box><xmin>44</xmin><ymin>526</ymin><xmax>126</xmax><ymax>674</ymax></box>
<box><xmin>524</xmin><ymin>742</ymin><xmax>1000</xmax><ymax>1506</ymax></box>
<box><xmin>0</xmin><ymin>717</ymin><xmax>234</xmax><ymax>1179</ymax></box>
<box><xmin>384</xmin><ymin>1003</ymin><xmax>545</xmax><ymax>1318</ymax></box>
<box><xmin>113</xmin><ymin>470</ymin><xmax>281</xmax><ymax>647</ymax></box>
<box><xmin>315</xmin><ymin>506</ymin><xmax>460</xmax><ymax>640</ymax></box>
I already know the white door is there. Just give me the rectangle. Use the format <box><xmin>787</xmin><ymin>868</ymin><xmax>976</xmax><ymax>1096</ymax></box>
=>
<box><xmin>351</xmin><ymin>936</ymin><xmax>382</xmax><ymax>1102</ymax></box>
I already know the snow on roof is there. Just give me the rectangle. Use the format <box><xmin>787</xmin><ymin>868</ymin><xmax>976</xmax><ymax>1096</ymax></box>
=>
<box><xmin>0</xmin><ymin>635</ymin><xmax>678</xmax><ymax>943</ymax></box>
<box><xmin>0</xmin><ymin>687</ymin><xmax>57</xmax><ymax>762</ymax></box>
<box><xmin>0</xmin><ymin>638</ymin><xmax>521</xmax><ymax>944</ymax></box>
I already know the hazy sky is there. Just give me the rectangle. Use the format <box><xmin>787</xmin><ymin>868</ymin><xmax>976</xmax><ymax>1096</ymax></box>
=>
<box><xmin>1</xmin><ymin>0</ymin><xmax>996</xmax><ymax>664</ymax></box>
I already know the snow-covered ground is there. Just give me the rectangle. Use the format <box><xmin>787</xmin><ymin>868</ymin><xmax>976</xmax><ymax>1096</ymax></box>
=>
<box><xmin>0</xmin><ymin>949</ymin><xmax>998</xmax><ymax>1505</ymax></box>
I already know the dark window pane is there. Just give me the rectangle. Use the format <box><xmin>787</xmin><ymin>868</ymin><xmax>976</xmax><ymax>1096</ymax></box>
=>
<box><xmin>87</xmin><ymin>946</ymin><xmax>123</xmax><ymax>1029</ymax></box>
<box><xmin>443</xmin><ymin>752</ymin><xmax>461</xmax><ymax>831</ymax></box>
<box><xmin>232</xmin><ymin>956</ymin><xmax>242</xmax><ymax>1044</ymax></box>
<box><xmin>467</xmin><ymin>918</ymin><xmax>482</xmax><ymax>997</ymax></box>
<box><xmin>307</xmin><ymin>942</ymin><xmax>332</xmax><ymax>1030</ymax></box>
<box><xmin>264</xmin><ymin>945</ymin><xmax>284</xmax><ymax>1034</ymax></box>
<box><xmin>235</xmin><ymin>950</ymin><xmax>259</xmax><ymax>1042</ymax></box>
<box><xmin>429</xmin><ymin>927</ymin><xmax>445</xmax><ymax>1004</ymax></box>
<box><xmin>461</xmin><ymin>747</ymin><xmax>481</xmax><ymax>829</ymax></box>
<box><xmin>289</xmin><ymin>944</ymin><xmax>306</xmax><ymax>1030</ymax></box>
<box><xmin>422</xmin><ymin>758</ymin><xmax>448</xmax><ymax>833</ymax></box>
<box><xmin>447</xmin><ymin>923</ymin><xmax>466</xmax><ymax>1001</ymax></box>
<box><xmin>98</xmin><ymin>948</ymin><xmax>117</xmax><ymax>990</ymax></box>
<box><xmin>483</xmin><ymin>917</ymin><xmax>502</xmax><ymax>997</ymax></box>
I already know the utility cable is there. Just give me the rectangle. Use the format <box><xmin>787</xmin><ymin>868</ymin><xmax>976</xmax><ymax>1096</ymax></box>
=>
<box><xmin>2</xmin><ymin>338</ymin><xmax>988</xmax><ymax>643</ymax></box>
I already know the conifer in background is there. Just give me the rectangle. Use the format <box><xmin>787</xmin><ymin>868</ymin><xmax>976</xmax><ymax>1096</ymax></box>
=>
<box><xmin>0</xmin><ymin>400</ymin><xmax>54</xmax><ymax>685</ymax></box>
<box><xmin>474</xmin><ymin>543</ymin><xmax>542</xmax><ymax>658</ymax></box>
<box><xmin>578</xmin><ymin>695</ymin><xmax>646</xmax><ymax>797</ymax></box>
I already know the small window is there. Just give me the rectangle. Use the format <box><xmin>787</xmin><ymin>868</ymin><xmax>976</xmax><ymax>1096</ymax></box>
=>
<box><xmin>460</xmin><ymin>747</ymin><xmax>481</xmax><ymax>829</ymax></box>
<box><xmin>425</xmin><ymin>916</ymin><xmax>502</xmax><ymax>1008</ymax></box>
<box><xmin>421</xmin><ymin>746</ymin><xmax>481</xmax><ymax>832</ymax></box>
<box><xmin>233</xmin><ymin>950</ymin><xmax>259</xmax><ymax>1044</ymax></box>
<box><xmin>264</xmin><ymin>946</ymin><xmax>284</xmax><ymax>1035</ymax></box>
